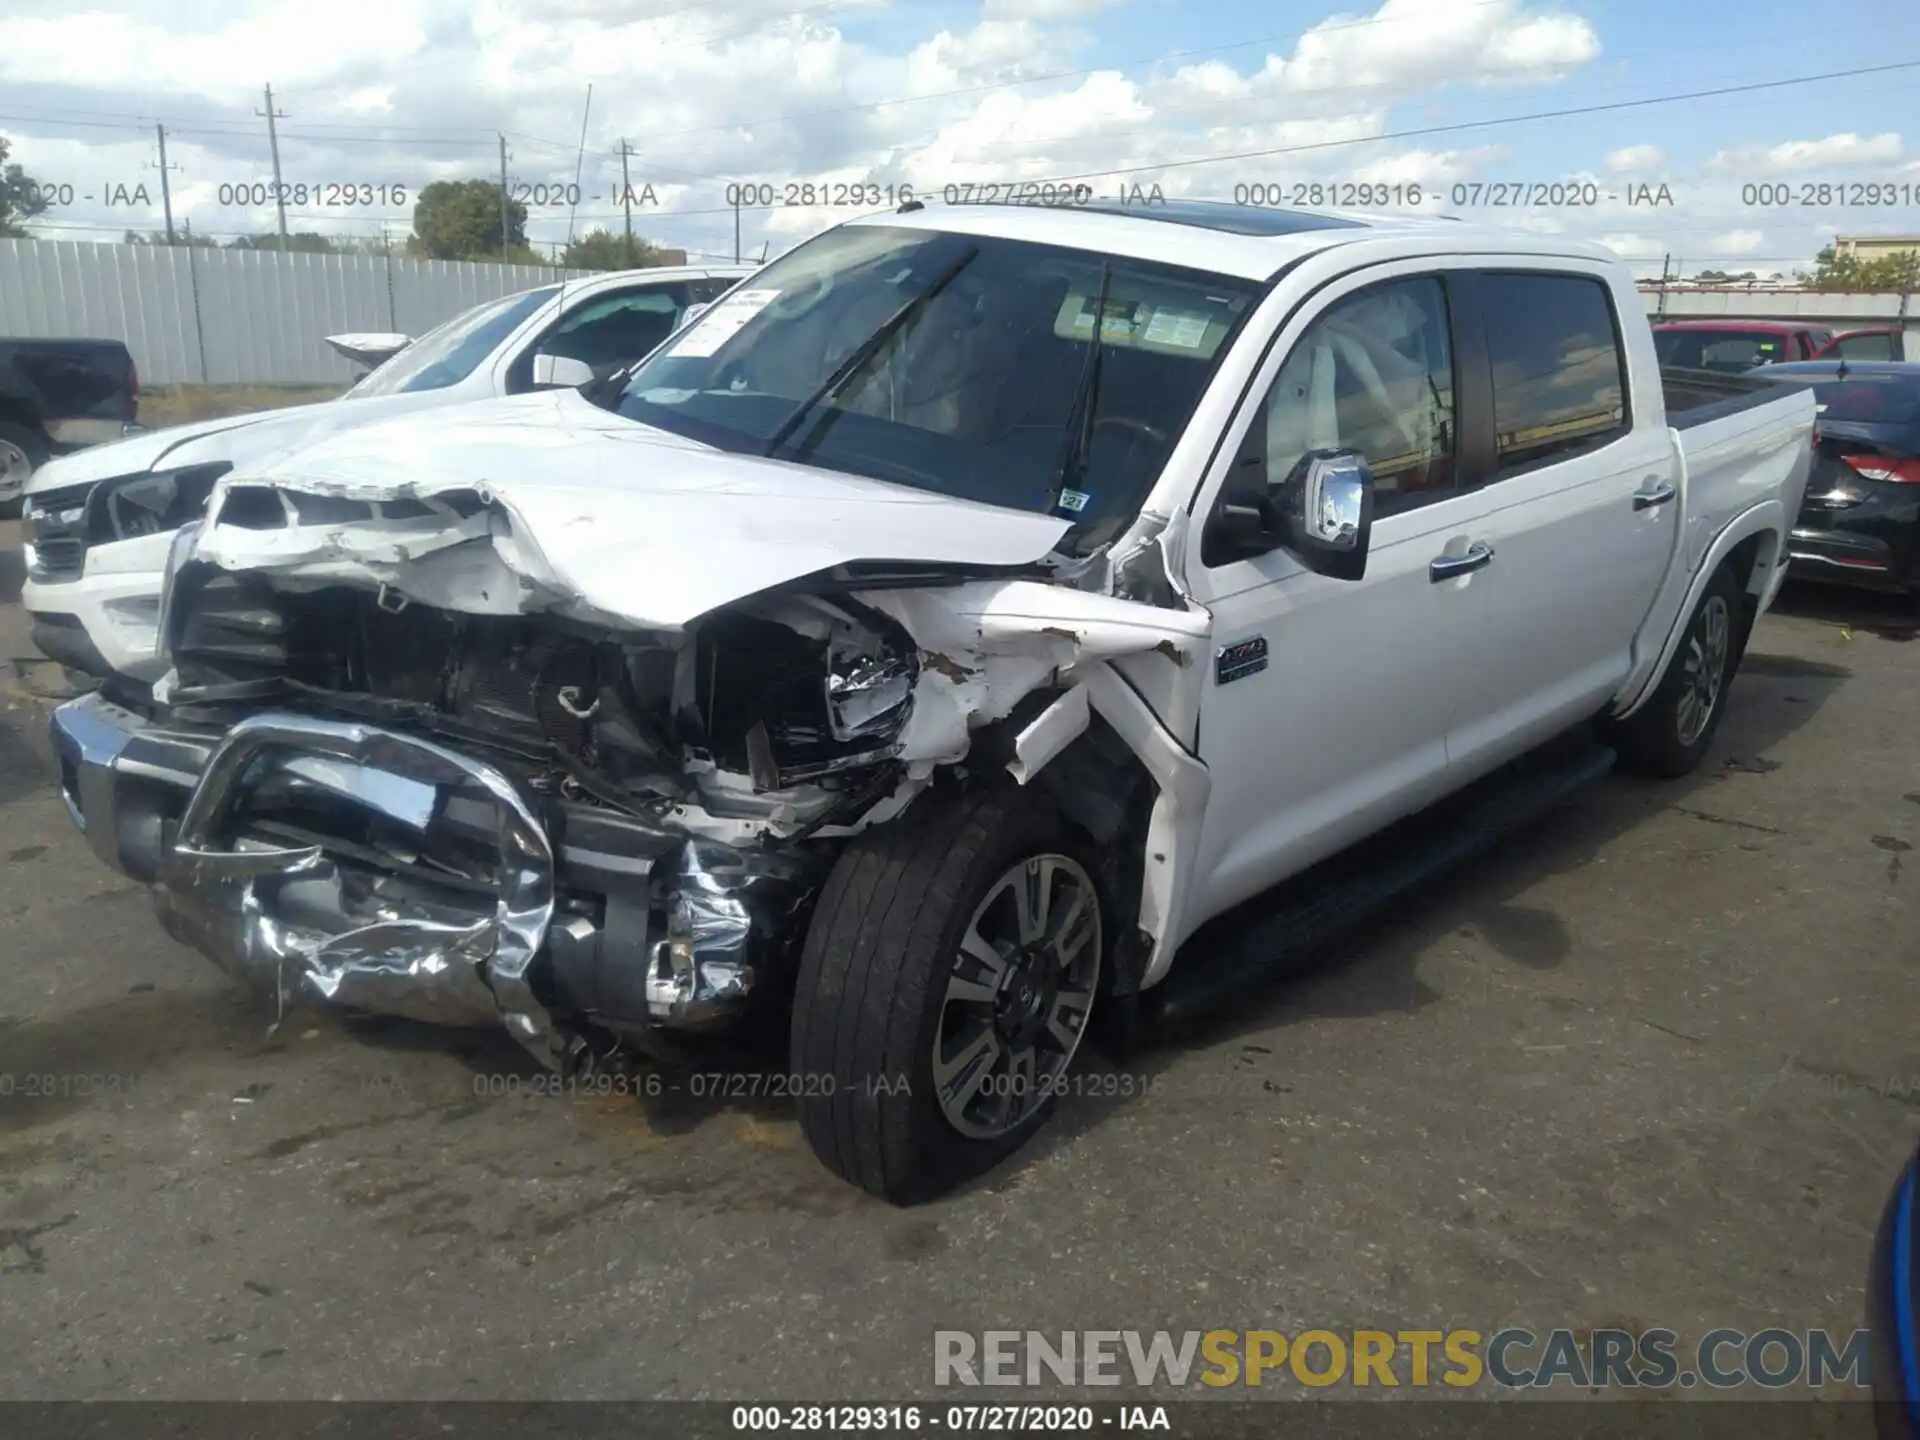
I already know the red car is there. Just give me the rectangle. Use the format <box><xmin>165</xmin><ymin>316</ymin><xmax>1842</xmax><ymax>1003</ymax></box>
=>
<box><xmin>1653</xmin><ymin>319</ymin><xmax>1838</xmax><ymax>371</ymax></box>
<box><xmin>1654</xmin><ymin>319</ymin><xmax>1913</xmax><ymax>372</ymax></box>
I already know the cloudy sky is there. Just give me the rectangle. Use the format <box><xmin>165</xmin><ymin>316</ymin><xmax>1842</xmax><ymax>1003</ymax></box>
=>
<box><xmin>1</xmin><ymin>0</ymin><xmax>1916</xmax><ymax>276</ymax></box>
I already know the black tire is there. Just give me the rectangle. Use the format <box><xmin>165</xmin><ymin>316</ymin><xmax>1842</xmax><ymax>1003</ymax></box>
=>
<box><xmin>0</xmin><ymin>421</ymin><xmax>48</xmax><ymax>519</ymax></box>
<box><xmin>791</xmin><ymin>783</ymin><xmax>1107</xmax><ymax>1204</ymax></box>
<box><xmin>1604</xmin><ymin>562</ymin><xmax>1744</xmax><ymax>778</ymax></box>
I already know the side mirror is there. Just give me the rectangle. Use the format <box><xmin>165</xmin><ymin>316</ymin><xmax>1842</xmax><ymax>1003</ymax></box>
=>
<box><xmin>530</xmin><ymin>352</ymin><xmax>595</xmax><ymax>389</ymax></box>
<box><xmin>1274</xmin><ymin>448</ymin><xmax>1374</xmax><ymax>581</ymax></box>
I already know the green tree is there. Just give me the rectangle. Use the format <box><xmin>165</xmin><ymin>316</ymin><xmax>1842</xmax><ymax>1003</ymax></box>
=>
<box><xmin>409</xmin><ymin>179</ymin><xmax>528</xmax><ymax>260</ymax></box>
<box><xmin>121</xmin><ymin>229</ymin><xmax>219</xmax><ymax>247</ymax></box>
<box><xmin>226</xmin><ymin>231</ymin><xmax>340</xmax><ymax>253</ymax></box>
<box><xmin>560</xmin><ymin>227</ymin><xmax>667</xmax><ymax>271</ymax></box>
<box><xmin>1801</xmin><ymin>244</ymin><xmax>1920</xmax><ymax>293</ymax></box>
<box><xmin>0</xmin><ymin>137</ymin><xmax>51</xmax><ymax>237</ymax></box>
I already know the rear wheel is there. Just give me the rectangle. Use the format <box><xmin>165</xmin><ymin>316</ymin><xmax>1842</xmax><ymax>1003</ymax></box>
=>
<box><xmin>791</xmin><ymin>785</ymin><xmax>1105</xmax><ymax>1204</ymax></box>
<box><xmin>1605</xmin><ymin>562</ymin><xmax>1743</xmax><ymax>778</ymax></box>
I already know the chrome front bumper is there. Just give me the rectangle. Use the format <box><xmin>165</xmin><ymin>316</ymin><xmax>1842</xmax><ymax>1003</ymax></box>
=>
<box><xmin>49</xmin><ymin>694</ymin><xmax>822</xmax><ymax>1063</ymax></box>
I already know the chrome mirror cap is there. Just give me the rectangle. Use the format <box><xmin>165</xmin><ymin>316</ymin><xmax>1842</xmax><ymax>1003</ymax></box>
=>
<box><xmin>1302</xmin><ymin>452</ymin><xmax>1368</xmax><ymax>550</ymax></box>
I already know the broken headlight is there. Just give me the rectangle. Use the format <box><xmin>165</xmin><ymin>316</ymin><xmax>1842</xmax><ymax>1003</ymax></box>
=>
<box><xmin>86</xmin><ymin>462</ymin><xmax>232</xmax><ymax>544</ymax></box>
<box><xmin>826</xmin><ymin>641</ymin><xmax>914</xmax><ymax>742</ymax></box>
<box><xmin>698</xmin><ymin>604</ymin><xmax>918</xmax><ymax>790</ymax></box>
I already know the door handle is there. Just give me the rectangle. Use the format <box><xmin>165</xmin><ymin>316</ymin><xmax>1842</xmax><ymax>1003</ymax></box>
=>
<box><xmin>1633</xmin><ymin>481</ymin><xmax>1677</xmax><ymax>511</ymax></box>
<box><xmin>1429</xmin><ymin>541</ymin><xmax>1494</xmax><ymax>582</ymax></box>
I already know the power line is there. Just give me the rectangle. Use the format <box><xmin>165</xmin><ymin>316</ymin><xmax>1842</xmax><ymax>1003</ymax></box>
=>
<box><xmin>1002</xmin><ymin>59</ymin><xmax>1920</xmax><ymax>186</ymax></box>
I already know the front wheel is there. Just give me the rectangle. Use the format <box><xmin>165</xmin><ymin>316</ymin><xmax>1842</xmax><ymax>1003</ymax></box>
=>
<box><xmin>1604</xmin><ymin>562</ymin><xmax>1744</xmax><ymax>778</ymax></box>
<box><xmin>791</xmin><ymin>785</ymin><xmax>1105</xmax><ymax>1203</ymax></box>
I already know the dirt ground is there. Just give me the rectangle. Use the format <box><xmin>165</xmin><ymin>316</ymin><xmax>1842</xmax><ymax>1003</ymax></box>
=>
<box><xmin>134</xmin><ymin>385</ymin><xmax>349</xmax><ymax>429</ymax></box>
<box><xmin>1</xmin><ymin>515</ymin><xmax>1916</xmax><ymax>1403</ymax></box>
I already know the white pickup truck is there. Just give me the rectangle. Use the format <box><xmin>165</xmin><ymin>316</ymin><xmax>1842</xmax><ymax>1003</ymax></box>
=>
<box><xmin>20</xmin><ymin>264</ymin><xmax>751</xmax><ymax>682</ymax></box>
<box><xmin>47</xmin><ymin>200</ymin><xmax>1813</xmax><ymax>1202</ymax></box>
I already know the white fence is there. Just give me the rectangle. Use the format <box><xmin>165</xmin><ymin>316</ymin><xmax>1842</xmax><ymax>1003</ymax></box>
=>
<box><xmin>7</xmin><ymin>236</ymin><xmax>1918</xmax><ymax>387</ymax></box>
<box><xmin>0</xmin><ymin>239</ymin><xmax>597</xmax><ymax>387</ymax></box>
<box><xmin>1640</xmin><ymin>286</ymin><xmax>1918</xmax><ymax>331</ymax></box>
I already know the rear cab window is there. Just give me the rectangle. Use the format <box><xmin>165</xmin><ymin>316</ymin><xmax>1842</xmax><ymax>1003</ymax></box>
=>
<box><xmin>1653</xmin><ymin>329</ymin><xmax>1793</xmax><ymax>371</ymax></box>
<box><xmin>1831</xmin><ymin>331</ymin><xmax>1897</xmax><ymax>362</ymax></box>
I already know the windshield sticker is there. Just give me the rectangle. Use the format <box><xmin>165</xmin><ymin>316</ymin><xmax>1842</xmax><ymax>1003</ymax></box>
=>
<box><xmin>1142</xmin><ymin>307</ymin><xmax>1213</xmax><ymax>350</ymax></box>
<box><xmin>1061</xmin><ymin>295</ymin><xmax>1141</xmax><ymax>344</ymax></box>
<box><xmin>666</xmin><ymin>288</ymin><xmax>783</xmax><ymax>358</ymax></box>
<box><xmin>1055</xmin><ymin>488</ymin><xmax>1091</xmax><ymax>513</ymax></box>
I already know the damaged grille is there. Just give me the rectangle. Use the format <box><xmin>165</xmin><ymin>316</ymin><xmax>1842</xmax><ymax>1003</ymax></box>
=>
<box><xmin>163</xmin><ymin>563</ymin><xmax>918</xmax><ymax>820</ymax></box>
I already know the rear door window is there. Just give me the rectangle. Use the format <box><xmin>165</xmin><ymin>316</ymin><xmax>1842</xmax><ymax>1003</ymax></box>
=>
<box><xmin>1478</xmin><ymin>272</ymin><xmax>1630</xmax><ymax>480</ymax></box>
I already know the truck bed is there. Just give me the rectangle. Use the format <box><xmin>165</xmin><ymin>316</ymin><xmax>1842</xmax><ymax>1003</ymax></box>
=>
<box><xmin>1661</xmin><ymin>365</ymin><xmax>1800</xmax><ymax>430</ymax></box>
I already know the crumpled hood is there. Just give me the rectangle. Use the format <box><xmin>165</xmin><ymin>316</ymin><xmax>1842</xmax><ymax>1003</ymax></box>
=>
<box><xmin>195</xmin><ymin>388</ymin><xmax>1075</xmax><ymax>631</ymax></box>
<box><xmin>24</xmin><ymin>387</ymin><xmax>468</xmax><ymax>497</ymax></box>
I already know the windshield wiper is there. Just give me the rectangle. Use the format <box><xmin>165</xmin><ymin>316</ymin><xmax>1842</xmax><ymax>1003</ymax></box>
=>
<box><xmin>1043</xmin><ymin>261</ymin><xmax>1113</xmax><ymax>515</ymax></box>
<box><xmin>760</xmin><ymin>243</ymin><xmax>981</xmax><ymax>459</ymax></box>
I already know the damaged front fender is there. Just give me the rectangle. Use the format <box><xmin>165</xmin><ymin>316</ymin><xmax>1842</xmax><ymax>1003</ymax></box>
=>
<box><xmin>854</xmin><ymin>578</ymin><xmax>1212</xmax><ymax>774</ymax></box>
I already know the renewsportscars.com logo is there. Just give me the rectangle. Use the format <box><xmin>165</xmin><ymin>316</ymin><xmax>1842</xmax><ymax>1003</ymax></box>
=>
<box><xmin>932</xmin><ymin>1328</ymin><xmax>1873</xmax><ymax>1391</ymax></box>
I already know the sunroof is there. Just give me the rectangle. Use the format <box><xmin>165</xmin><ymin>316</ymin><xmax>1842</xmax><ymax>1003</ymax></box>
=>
<box><xmin>1063</xmin><ymin>199</ymin><xmax>1369</xmax><ymax>237</ymax></box>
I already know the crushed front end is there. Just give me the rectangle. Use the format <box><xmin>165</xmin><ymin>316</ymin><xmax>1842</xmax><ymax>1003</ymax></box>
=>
<box><xmin>49</xmin><ymin>528</ymin><xmax>927</xmax><ymax>1068</ymax></box>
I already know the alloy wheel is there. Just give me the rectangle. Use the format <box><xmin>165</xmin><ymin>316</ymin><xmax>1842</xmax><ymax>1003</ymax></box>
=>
<box><xmin>1675</xmin><ymin>593</ymin><xmax>1731</xmax><ymax>747</ymax></box>
<box><xmin>0</xmin><ymin>438</ymin><xmax>32</xmax><ymax>491</ymax></box>
<box><xmin>933</xmin><ymin>854</ymin><xmax>1101</xmax><ymax>1140</ymax></box>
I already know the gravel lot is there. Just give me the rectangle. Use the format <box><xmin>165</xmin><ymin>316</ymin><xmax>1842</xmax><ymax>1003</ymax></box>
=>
<box><xmin>1</xmin><ymin>514</ymin><xmax>1916</xmax><ymax>1402</ymax></box>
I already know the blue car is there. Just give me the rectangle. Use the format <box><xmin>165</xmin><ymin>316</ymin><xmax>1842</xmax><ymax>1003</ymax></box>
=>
<box><xmin>1872</xmin><ymin>1137</ymin><xmax>1920</xmax><ymax>1437</ymax></box>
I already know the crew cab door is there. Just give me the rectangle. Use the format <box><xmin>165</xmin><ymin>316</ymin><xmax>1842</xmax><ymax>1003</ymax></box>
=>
<box><xmin>1445</xmin><ymin>265</ymin><xmax>1681</xmax><ymax>779</ymax></box>
<box><xmin>1182</xmin><ymin>264</ymin><xmax>1498</xmax><ymax>925</ymax></box>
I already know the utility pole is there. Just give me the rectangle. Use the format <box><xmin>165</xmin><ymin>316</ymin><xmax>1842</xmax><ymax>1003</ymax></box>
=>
<box><xmin>618</xmin><ymin>139</ymin><xmax>635</xmax><ymax>264</ymax></box>
<box><xmin>150</xmin><ymin>123</ymin><xmax>180</xmax><ymax>245</ymax></box>
<box><xmin>498</xmin><ymin>133</ymin><xmax>511</xmax><ymax>260</ymax></box>
<box><xmin>256</xmin><ymin>84</ymin><xmax>290</xmax><ymax>238</ymax></box>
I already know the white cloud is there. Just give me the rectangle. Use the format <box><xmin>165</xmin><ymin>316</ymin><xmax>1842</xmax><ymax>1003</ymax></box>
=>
<box><xmin>983</xmin><ymin>0</ymin><xmax>1111</xmax><ymax>18</ymax></box>
<box><xmin>0</xmin><ymin>1</ymin><xmax>434</xmax><ymax>97</ymax></box>
<box><xmin>1346</xmin><ymin>145</ymin><xmax>1506</xmax><ymax>186</ymax></box>
<box><xmin>904</xmin><ymin>21</ymin><xmax>1056</xmax><ymax>93</ymax></box>
<box><xmin>1606</xmin><ymin>144</ymin><xmax>1663</xmax><ymax>173</ymax></box>
<box><xmin>1597</xmin><ymin>232</ymin><xmax>1665</xmax><ymax>259</ymax></box>
<box><xmin>1272</xmin><ymin>0</ymin><xmax>1598</xmax><ymax>92</ymax></box>
<box><xmin>0</xmin><ymin>0</ymin><xmax>1856</xmax><ymax>278</ymax></box>
<box><xmin>1703</xmin><ymin>228</ymin><xmax>1765</xmax><ymax>256</ymax></box>
<box><xmin>1707</xmin><ymin>132</ymin><xmax>1904</xmax><ymax>175</ymax></box>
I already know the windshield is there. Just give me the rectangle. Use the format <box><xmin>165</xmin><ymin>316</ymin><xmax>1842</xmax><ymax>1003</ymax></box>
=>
<box><xmin>1653</xmin><ymin>328</ymin><xmax>1794</xmax><ymax>372</ymax></box>
<box><xmin>605</xmin><ymin>224</ymin><xmax>1262</xmax><ymax>551</ymax></box>
<box><xmin>351</xmin><ymin>285</ymin><xmax>561</xmax><ymax>397</ymax></box>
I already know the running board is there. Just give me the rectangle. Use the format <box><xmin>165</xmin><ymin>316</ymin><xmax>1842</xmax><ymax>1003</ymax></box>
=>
<box><xmin>1142</xmin><ymin>736</ymin><xmax>1619</xmax><ymax>1032</ymax></box>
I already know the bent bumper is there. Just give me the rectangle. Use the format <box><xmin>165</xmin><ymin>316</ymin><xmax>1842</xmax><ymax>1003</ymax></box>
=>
<box><xmin>50</xmin><ymin>694</ymin><xmax>822</xmax><ymax>1062</ymax></box>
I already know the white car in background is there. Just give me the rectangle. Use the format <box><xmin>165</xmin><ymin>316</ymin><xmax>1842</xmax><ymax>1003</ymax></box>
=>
<box><xmin>20</xmin><ymin>263</ymin><xmax>753</xmax><ymax>684</ymax></box>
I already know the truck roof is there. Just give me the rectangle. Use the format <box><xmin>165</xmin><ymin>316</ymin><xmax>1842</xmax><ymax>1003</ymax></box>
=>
<box><xmin>845</xmin><ymin>199</ymin><xmax>1620</xmax><ymax>281</ymax></box>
